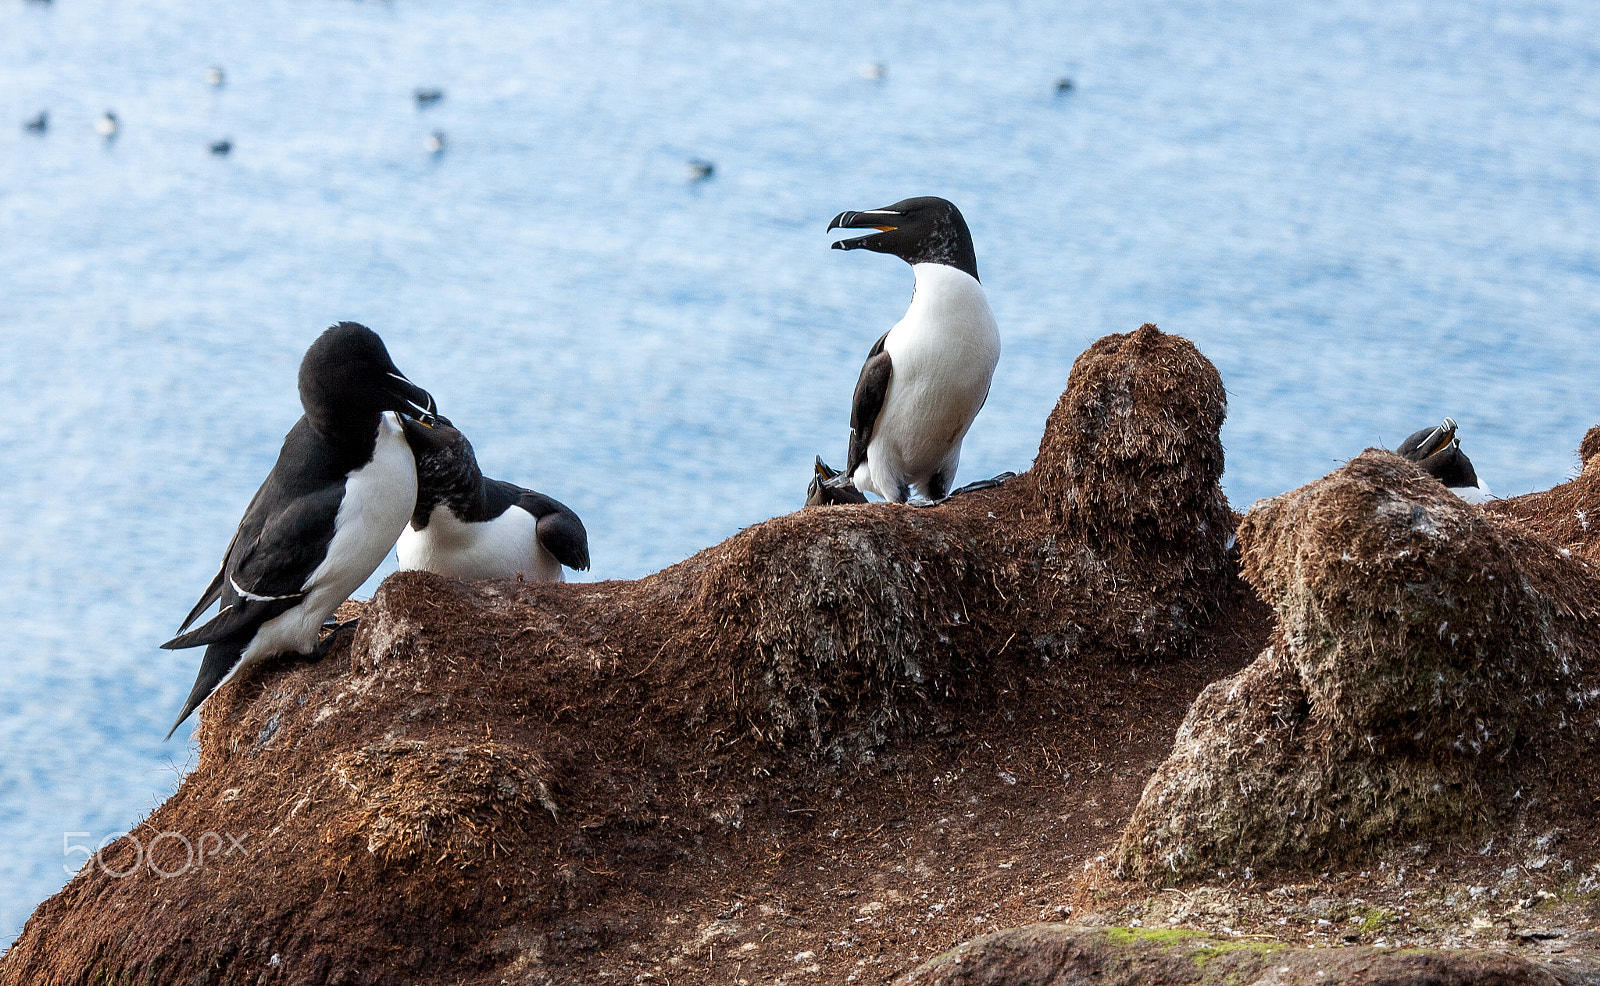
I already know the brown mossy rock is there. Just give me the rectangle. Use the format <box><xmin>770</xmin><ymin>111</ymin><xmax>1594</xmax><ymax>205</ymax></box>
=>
<box><xmin>0</xmin><ymin>325</ymin><xmax>1241</xmax><ymax>985</ymax></box>
<box><xmin>1485</xmin><ymin>426</ymin><xmax>1600</xmax><ymax>564</ymax></box>
<box><xmin>1116</xmin><ymin>450</ymin><xmax>1600</xmax><ymax>882</ymax></box>
<box><xmin>898</xmin><ymin>925</ymin><xmax>1596</xmax><ymax>985</ymax></box>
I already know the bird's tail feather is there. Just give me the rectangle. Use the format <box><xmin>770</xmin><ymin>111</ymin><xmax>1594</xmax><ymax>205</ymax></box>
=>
<box><xmin>165</xmin><ymin>637</ymin><xmax>248</xmax><ymax>740</ymax></box>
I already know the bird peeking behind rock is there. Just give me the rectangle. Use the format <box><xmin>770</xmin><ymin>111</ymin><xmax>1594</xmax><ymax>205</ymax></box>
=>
<box><xmin>805</xmin><ymin>456</ymin><xmax>868</xmax><ymax>507</ymax></box>
<box><xmin>1396</xmin><ymin>417</ymin><xmax>1492</xmax><ymax>503</ymax></box>
<box><xmin>162</xmin><ymin>323</ymin><xmax>438</xmax><ymax>738</ymax></box>
<box><xmin>827</xmin><ymin>196</ymin><xmax>1002</xmax><ymax>503</ymax></box>
<box><xmin>396</xmin><ymin>417</ymin><xmax>590</xmax><ymax>582</ymax></box>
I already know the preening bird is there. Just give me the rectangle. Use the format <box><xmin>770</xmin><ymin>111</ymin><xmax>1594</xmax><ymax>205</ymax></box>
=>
<box><xmin>1396</xmin><ymin>417</ymin><xmax>1492</xmax><ymax>503</ymax></box>
<box><xmin>396</xmin><ymin>417</ymin><xmax>590</xmax><ymax>582</ymax></box>
<box><xmin>823</xmin><ymin>196</ymin><xmax>1001</xmax><ymax>503</ymax></box>
<box><xmin>161</xmin><ymin>323</ymin><xmax>437</xmax><ymax>738</ymax></box>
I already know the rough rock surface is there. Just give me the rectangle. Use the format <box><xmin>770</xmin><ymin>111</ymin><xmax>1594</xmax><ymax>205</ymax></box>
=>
<box><xmin>899</xmin><ymin>925</ymin><xmax>1600</xmax><ymax>985</ymax></box>
<box><xmin>1116</xmin><ymin>450</ymin><xmax>1600</xmax><ymax>882</ymax></box>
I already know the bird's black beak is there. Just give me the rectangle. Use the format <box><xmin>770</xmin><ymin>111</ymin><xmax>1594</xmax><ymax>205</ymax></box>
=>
<box><xmin>828</xmin><ymin>208</ymin><xmax>900</xmax><ymax>251</ymax></box>
<box><xmin>1417</xmin><ymin>418</ymin><xmax>1459</xmax><ymax>459</ymax></box>
<box><xmin>386</xmin><ymin>372</ymin><xmax>438</xmax><ymax>427</ymax></box>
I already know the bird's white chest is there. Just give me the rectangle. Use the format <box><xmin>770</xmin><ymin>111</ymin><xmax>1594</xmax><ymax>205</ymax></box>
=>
<box><xmin>398</xmin><ymin>504</ymin><xmax>563</xmax><ymax>582</ymax></box>
<box><xmin>305</xmin><ymin>414</ymin><xmax>418</xmax><ymax>599</ymax></box>
<box><xmin>873</xmin><ymin>264</ymin><xmax>1001</xmax><ymax>467</ymax></box>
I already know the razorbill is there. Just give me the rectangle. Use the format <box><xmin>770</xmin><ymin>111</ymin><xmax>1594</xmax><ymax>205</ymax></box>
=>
<box><xmin>161</xmin><ymin>322</ymin><xmax>437</xmax><ymax>738</ymax></box>
<box><xmin>95</xmin><ymin>111</ymin><xmax>117</xmax><ymax>139</ymax></box>
<box><xmin>1396</xmin><ymin>417</ymin><xmax>1492</xmax><ymax>503</ymax></box>
<box><xmin>395</xmin><ymin>417</ymin><xmax>590</xmax><ymax>581</ymax></box>
<box><xmin>824</xmin><ymin>196</ymin><xmax>1001</xmax><ymax>503</ymax></box>
<box><xmin>805</xmin><ymin>456</ymin><xmax>868</xmax><ymax>507</ymax></box>
<box><xmin>424</xmin><ymin>131</ymin><xmax>446</xmax><ymax>154</ymax></box>
<box><xmin>686</xmin><ymin>158</ymin><xmax>714</xmax><ymax>182</ymax></box>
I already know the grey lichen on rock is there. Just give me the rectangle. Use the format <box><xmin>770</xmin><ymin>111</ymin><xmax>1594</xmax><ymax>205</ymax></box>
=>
<box><xmin>1117</xmin><ymin>450</ymin><xmax>1600</xmax><ymax>881</ymax></box>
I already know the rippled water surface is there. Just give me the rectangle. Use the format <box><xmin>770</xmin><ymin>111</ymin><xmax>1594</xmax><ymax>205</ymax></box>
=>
<box><xmin>2</xmin><ymin>0</ymin><xmax>1598</xmax><ymax>945</ymax></box>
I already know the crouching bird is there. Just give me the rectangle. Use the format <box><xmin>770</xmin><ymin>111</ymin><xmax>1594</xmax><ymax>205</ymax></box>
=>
<box><xmin>827</xmin><ymin>196</ymin><xmax>1001</xmax><ymax>503</ymax></box>
<box><xmin>1396</xmin><ymin>416</ymin><xmax>1492</xmax><ymax>503</ymax></box>
<box><xmin>162</xmin><ymin>322</ymin><xmax>436</xmax><ymax>738</ymax></box>
<box><xmin>396</xmin><ymin>417</ymin><xmax>590</xmax><ymax>581</ymax></box>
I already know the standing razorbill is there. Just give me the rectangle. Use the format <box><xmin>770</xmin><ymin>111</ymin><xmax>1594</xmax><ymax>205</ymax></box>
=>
<box><xmin>396</xmin><ymin>417</ymin><xmax>590</xmax><ymax>581</ymax></box>
<box><xmin>1396</xmin><ymin>417</ymin><xmax>1492</xmax><ymax>503</ymax></box>
<box><xmin>825</xmin><ymin>196</ymin><xmax>1001</xmax><ymax>502</ymax></box>
<box><xmin>162</xmin><ymin>323</ymin><xmax>437</xmax><ymax>738</ymax></box>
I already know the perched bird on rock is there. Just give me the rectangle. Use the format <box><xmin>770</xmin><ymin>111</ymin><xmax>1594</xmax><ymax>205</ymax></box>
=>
<box><xmin>1397</xmin><ymin>417</ymin><xmax>1492</xmax><ymax>503</ymax></box>
<box><xmin>824</xmin><ymin>196</ymin><xmax>1001</xmax><ymax>503</ymax></box>
<box><xmin>162</xmin><ymin>323</ymin><xmax>437</xmax><ymax>738</ymax></box>
<box><xmin>396</xmin><ymin>418</ymin><xmax>589</xmax><ymax>582</ymax></box>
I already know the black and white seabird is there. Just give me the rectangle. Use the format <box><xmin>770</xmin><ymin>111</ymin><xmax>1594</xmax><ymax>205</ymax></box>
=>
<box><xmin>1396</xmin><ymin>417</ymin><xmax>1492</xmax><ymax>503</ymax></box>
<box><xmin>395</xmin><ymin>418</ymin><xmax>590</xmax><ymax>581</ymax></box>
<box><xmin>210</xmin><ymin>138</ymin><xmax>232</xmax><ymax>156</ymax></box>
<box><xmin>95</xmin><ymin>111</ymin><xmax>118</xmax><ymax>139</ymax></box>
<box><xmin>424</xmin><ymin>131</ymin><xmax>446</xmax><ymax>154</ymax></box>
<box><xmin>206</xmin><ymin>65</ymin><xmax>225</xmax><ymax>87</ymax></box>
<box><xmin>161</xmin><ymin>322</ymin><xmax>437</xmax><ymax>738</ymax></box>
<box><xmin>824</xmin><ymin>196</ymin><xmax>1001</xmax><ymax>503</ymax></box>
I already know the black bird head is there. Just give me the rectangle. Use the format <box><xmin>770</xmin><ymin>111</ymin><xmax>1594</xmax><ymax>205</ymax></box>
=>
<box><xmin>399</xmin><ymin>415</ymin><xmax>486</xmax><ymax>527</ymax></box>
<box><xmin>1396</xmin><ymin>417</ymin><xmax>1482</xmax><ymax>491</ymax></box>
<box><xmin>828</xmin><ymin>196</ymin><xmax>979</xmax><ymax>281</ymax></box>
<box><xmin>298</xmin><ymin>322</ymin><xmax>437</xmax><ymax>438</ymax></box>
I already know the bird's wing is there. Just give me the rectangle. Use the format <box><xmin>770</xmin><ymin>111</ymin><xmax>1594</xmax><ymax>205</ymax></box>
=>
<box><xmin>173</xmin><ymin>476</ymin><xmax>279</xmax><ymax>633</ymax></box>
<box><xmin>515</xmin><ymin>489</ymin><xmax>591</xmax><ymax>572</ymax></box>
<box><xmin>845</xmin><ymin>331</ymin><xmax>894</xmax><ymax>479</ymax></box>
<box><xmin>162</xmin><ymin>485</ymin><xmax>344</xmax><ymax>650</ymax></box>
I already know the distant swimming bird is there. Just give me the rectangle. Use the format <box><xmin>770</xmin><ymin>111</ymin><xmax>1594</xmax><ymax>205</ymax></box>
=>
<box><xmin>95</xmin><ymin>111</ymin><xmax>118</xmax><ymax>139</ymax></box>
<box><xmin>424</xmin><ymin>131</ymin><xmax>446</xmax><ymax>154</ymax></box>
<box><xmin>826</xmin><ymin>196</ymin><xmax>1001</xmax><ymax>503</ymax></box>
<box><xmin>1396</xmin><ymin>417</ymin><xmax>1492</xmax><ymax>503</ymax></box>
<box><xmin>414</xmin><ymin>88</ymin><xmax>444</xmax><ymax>107</ymax></box>
<box><xmin>23</xmin><ymin>111</ymin><xmax>47</xmax><ymax>133</ymax></box>
<box><xmin>860</xmin><ymin>62</ymin><xmax>887</xmax><ymax>82</ymax></box>
<box><xmin>686</xmin><ymin>158</ymin><xmax>714</xmax><ymax>182</ymax></box>
<box><xmin>396</xmin><ymin>418</ymin><xmax>589</xmax><ymax>581</ymax></box>
<box><xmin>161</xmin><ymin>323</ymin><xmax>437</xmax><ymax>738</ymax></box>
<box><xmin>805</xmin><ymin>456</ymin><xmax>868</xmax><ymax>507</ymax></box>
<box><xmin>210</xmin><ymin>139</ymin><xmax>232</xmax><ymax>156</ymax></box>
<box><xmin>1055</xmin><ymin>77</ymin><xmax>1074</xmax><ymax>95</ymax></box>
<box><xmin>206</xmin><ymin>65</ymin><xmax>225</xmax><ymax>87</ymax></box>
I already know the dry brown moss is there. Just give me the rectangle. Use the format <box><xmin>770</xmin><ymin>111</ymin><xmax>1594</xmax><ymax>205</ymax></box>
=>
<box><xmin>1116</xmin><ymin>451</ymin><xmax>1600</xmax><ymax>882</ymax></box>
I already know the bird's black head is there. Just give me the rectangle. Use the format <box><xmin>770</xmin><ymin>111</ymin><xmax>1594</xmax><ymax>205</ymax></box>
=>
<box><xmin>399</xmin><ymin>415</ymin><xmax>484</xmax><ymax>527</ymax></box>
<box><xmin>828</xmin><ymin>196</ymin><xmax>979</xmax><ymax>281</ymax></box>
<box><xmin>1397</xmin><ymin>417</ymin><xmax>1481</xmax><ymax>491</ymax></box>
<box><xmin>299</xmin><ymin>322</ymin><xmax>437</xmax><ymax>439</ymax></box>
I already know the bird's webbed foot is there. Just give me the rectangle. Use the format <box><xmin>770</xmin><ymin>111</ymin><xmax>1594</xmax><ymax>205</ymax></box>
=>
<box><xmin>313</xmin><ymin>618</ymin><xmax>360</xmax><ymax>659</ymax></box>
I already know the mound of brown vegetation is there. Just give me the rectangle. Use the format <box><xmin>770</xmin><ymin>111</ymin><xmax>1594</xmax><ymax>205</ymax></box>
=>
<box><xmin>1117</xmin><ymin>449</ymin><xmax>1600</xmax><ymax>883</ymax></box>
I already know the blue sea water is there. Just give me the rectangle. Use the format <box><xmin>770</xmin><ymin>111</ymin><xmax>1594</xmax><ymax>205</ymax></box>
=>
<box><xmin>2</xmin><ymin>0</ymin><xmax>1598</xmax><ymax>948</ymax></box>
